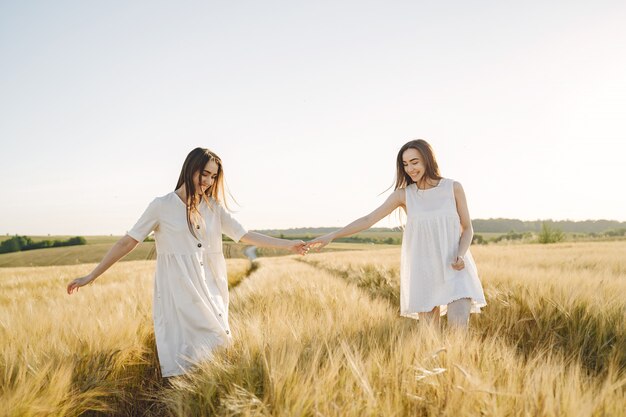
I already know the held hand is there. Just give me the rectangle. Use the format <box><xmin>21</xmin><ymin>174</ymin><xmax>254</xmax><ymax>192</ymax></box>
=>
<box><xmin>67</xmin><ymin>275</ymin><xmax>95</xmax><ymax>295</ymax></box>
<box><xmin>305</xmin><ymin>234</ymin><xmax>333</xmax><ymax>252</ymax></box>
<box><xmin>288</xmin><ymin>240</ymin><xmax>309</xmax><ymax>256</ymax></box>
<box><xmin>451</xmin><ymin>256</ymin><xmax>465</xmax><ymax>271</ymax></box>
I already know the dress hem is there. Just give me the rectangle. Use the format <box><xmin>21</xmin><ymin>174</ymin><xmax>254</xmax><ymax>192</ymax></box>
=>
<box><xmin>401</xmin><ymin>296</ymin><xmax>487</xmax><ymax>319</ymax></box>
<box><xmin>161</xmin><ymin>367</ymin><xmax>189</xmax><ymax>378</ymax></box>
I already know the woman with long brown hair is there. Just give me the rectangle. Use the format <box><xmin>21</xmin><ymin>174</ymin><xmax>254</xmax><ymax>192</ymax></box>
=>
<box><xmin>307</xmin><ymin>139</ymin><xmax>486</xmax><ymax>328</ymax></box>
<box><xmin>67</xmin><ymin>147</ymin><xmax>307</xmax><ymax>377</ymax></box>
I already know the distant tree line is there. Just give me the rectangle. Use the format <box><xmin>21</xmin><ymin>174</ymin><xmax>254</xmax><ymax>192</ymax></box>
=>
<box><xmin>472</xmin><ymin>224</ymin><xmax>626</xmax><ymax>245</ymax></box>
<box><xmin>255</xmin><ymin>219</ymin><xmax>626</xmax><ymax>247</ymax></box>
<box><xmin>471</xmin><ymin>218</ymin><xmax>626</xmax><ymax>234</ymax></box>
<box><xmin>257</xmin><ymin>220</ymin><xmax>626</xmax><ymax>236</ymax></box>
<box><xmin>334</xmin><ymin>236</ymin><xmax>400</xmax><ymax>245</ymax></box>
<box><xmin>472</xmin><ymin>230</ymin><xmax>533</xmax><ymax>245</ymax></box>
<box><xmin>255</xmin><ymin>227</ymin><xmax>398</xmax><ymax>237</ymax></box>
<box><xmin>472</xmin><ymin>224</ymin><xmax>567</xmax><ymax>245</ymax></box>
<box><xmin>0</xmin><ymin>236</ymin><xmax>87</xmax><ymax>254</ymax></box>
<box><xmin>269</xmin><ymin>233</ymin><xmax>401</xmax><ymax>245</ymax></box>
<box><xmin>601</xmin><ymin>228</ymin><xmax>626</xmax><ymax>237</ymax></box>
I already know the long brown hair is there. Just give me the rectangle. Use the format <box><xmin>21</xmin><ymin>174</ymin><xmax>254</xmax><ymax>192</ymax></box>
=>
<box><xmin>394</xmin><ymin>139</ymin><xmax>442</xmax><ymax>190</ymax></box>
<box><xmin>175</xmin><ymin>148</ymin><xmax>228</xmax><ymax>238</ymax></box>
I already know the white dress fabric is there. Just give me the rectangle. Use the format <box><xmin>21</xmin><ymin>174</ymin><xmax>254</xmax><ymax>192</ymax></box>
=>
<box><xmin>400</xmin><ymin>179</ymin><xmax>486</xmax><ymax>319</ymax></box>
<box><xmin>127</xmin><ymin>192</ymin><xmax>247</xmax><ymax>377</ymax></box>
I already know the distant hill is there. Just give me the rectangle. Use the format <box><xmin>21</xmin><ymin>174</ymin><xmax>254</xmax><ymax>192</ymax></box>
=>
<box><xmin>256</xmin><ymin>219</ymin><xmax>626</xmax><ymax>236</ymax></box>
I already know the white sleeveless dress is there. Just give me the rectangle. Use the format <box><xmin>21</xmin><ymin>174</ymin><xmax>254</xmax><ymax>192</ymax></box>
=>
<box><xmin>400</xmin><ymin>179</ymin><xmax>486</xmax><ymax>319</ymax></box>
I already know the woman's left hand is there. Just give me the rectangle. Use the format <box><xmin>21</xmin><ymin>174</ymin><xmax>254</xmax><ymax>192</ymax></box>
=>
<box><xmin>288</xmin><ymin>240</ymin><xmax>309</xmax><ymax>256</ymax></box>
<box><xmin>451</xmin><ymin>256</ymin><xmax>465</xmax><ymax>271</ymax></box>
<box><xmin>67</xmin><ymin>275</ymin><xmax>95</xmax><ymax>294</ymax></box>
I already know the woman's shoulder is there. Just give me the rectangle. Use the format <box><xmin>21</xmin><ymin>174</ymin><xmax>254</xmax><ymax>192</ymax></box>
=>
<box><xmin>156</xmin><ymin>191</ymin><xmax>178</xmax><ymax>203</ymax></box>
<box><xmin>391</xmin><ymin>185</ymin><xmax>412</xmax><ymax>198</ymax></box>
<box><xmin>445</xmin><ymin>179</ymin><xmax>467</xmax><ymax>196</ymax></box>
<box><xmin>438</xmin><ymin>177</ymin><xmax>461</xmax><ymax>187</ymax></box>
<box><xmin>388</xmin><ymin>187</ymin><xmax>408</xmax><ymax>206</ymax></box>
<box><xmin>446</xmin><ymin>178</ymin><xmax>463</xmax><ymax>189</ymax></box>
<box><xmin>148</xmin><ymin>191</ymin><xmax>182</xmax><ymax>208</ymax></box>
<box><xmin>207</xmin><ymin>197</ymin><xmax>232</xmax><ymax>215</ymax></box>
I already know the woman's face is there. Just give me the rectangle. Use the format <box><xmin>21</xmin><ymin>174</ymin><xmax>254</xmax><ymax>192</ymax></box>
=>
<box><xmin>402</xmin><ymin>148</ymin><xmax>427</xmax><ymax>183</ymax></box>
<box><xmin>193</xmin><ymin>159</ymin><xmax>219</xmax><ymax>195</ymax></box>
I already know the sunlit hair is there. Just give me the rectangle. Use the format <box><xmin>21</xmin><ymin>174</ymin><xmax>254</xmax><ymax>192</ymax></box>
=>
<box><xmin>175</xmin><ymin>148</ymin><xmax>228</xmax><ymax>238</ymax></box>
<box><xmin>394</xmin><ymin>139</ymin><xmax>442</xmax><ymax>190</ymax></box>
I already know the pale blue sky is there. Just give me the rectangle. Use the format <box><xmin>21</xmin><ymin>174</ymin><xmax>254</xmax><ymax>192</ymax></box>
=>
<box><xmin>1</xmin><ymin>0</ymin><xmax>625</xmax><ymax>235</ymax></box>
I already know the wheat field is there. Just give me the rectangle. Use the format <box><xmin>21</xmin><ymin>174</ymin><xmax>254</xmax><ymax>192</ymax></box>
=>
<box><xmin>1</xmin><ymin>242</ymin><xmax>624</xmax><ymax>416</ymax></box>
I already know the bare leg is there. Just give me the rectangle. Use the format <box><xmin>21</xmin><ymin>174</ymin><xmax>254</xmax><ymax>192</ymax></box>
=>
<box><xmin>419</xmin><ymin>305</ymin><xmax>441</xmax><ymax>327</ymax></box>
<box><xmin>446</xmin><ymin>298</ymin><xmax>471</xmax><ymax>329</ymax></box>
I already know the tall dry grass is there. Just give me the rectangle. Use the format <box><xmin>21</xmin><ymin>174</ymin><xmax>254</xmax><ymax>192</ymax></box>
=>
<box><xmin>299</xmin><ymin>242</ymin><xmax>626</xmax><ymax>376</ymax></box>
<box><xmin>1</xmin><ymin>242</ymin><xmax>624</xmax><ymax>416</ymax></box>
<box><xmin>0</xmin><ymin>258</ymin><xmax>250</xmax><ymax>416</ymax></box>
<box><xmin>165</xmin><ymin>243</ymin><xmax>626</xmax><ymax>416</ymax></box>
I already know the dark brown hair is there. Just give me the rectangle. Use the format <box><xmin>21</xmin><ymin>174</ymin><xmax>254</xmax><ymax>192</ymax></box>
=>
<box><xmin>175</xmin><ymin>148</ymin><xmax>227</xmax><ymax>238</ymax></box>
<box><xmin>394</xmin><ymin>139</ymin><xmax>442</xmax><ymax>190</ymax></box>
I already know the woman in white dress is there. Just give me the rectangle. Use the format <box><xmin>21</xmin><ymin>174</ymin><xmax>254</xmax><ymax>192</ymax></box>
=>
<box><xmin>308</xmin><ymin>139</ymin><xmax>486</xmax><ymax>328</ymax></box>
<box><xmin>67</xmin><ymin>147</ymin><xmax>307</xmax><ymax>377</ymax></box>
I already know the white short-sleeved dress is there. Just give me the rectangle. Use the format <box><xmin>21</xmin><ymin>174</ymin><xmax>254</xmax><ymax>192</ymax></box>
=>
<box><xmin>127</xmin><ymin>192</ymin><xmax>247</xmax><ymax>377</ymax></box>
<box><xmin>400</xmin><ymin>179</ymin><xmax>486</xmax><ymax>319</ymax></box>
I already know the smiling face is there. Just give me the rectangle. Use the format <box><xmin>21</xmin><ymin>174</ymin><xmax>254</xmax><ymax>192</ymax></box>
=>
<box><xmin>193</xmin><ymin>159</ymin><xmax>219</xmax><ymax>195</ymax></box>
<box><xmin>176</xmin><ymin>147</ymin><xmax>228</xmax><ymax>238</ymax></box>
<box><xmin>402</xmin><ymin>147</ymin><xmax>427</xmax><ymax>184</ymax></box>
<box><xmin>394</xmin><ymin>139</ymin><xmax>442</xmax><ymax>190</ymax></box>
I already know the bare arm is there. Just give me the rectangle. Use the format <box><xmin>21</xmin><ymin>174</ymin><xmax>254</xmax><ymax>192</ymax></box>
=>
<box><xmin>240</xmin><ymin>232</ymin><xmax>307</xmax><ymax>255</ymax></box>
<box><xmin>451</xmin><ymin>181</ymin><xmax>473</xmax><ymax>270</ymax></box>
<box><xmin>308</xmin><ymin>188</ymin><xmax>405</xmax><ymax>249</ymax></box>
<box><xmin>67</xmin><ymin>235</ymin><xmax>139</xmax><ymax>294</ymax></box>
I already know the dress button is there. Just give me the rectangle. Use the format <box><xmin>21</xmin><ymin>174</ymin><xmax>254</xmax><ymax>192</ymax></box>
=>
<box><xmin>218</xmin><ymin>313</ymin><xmax>222</xmax><ymax>317</ymax></box>
<box><xmin>196</xmin><ymin>225</ymin><xmax>200</xmax><ymax>229</ymax></box>
<box><xmin>225</xmin><ymin>330</ymin><xmax>230</xmax><ymax>335</ymax></box>
<box><xmin>197</xmin><ymin>243</ymin><xmax>202</xmax><ymax>248</ymax></box>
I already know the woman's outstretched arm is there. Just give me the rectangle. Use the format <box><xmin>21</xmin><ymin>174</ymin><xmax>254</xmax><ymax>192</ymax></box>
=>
<box><xmin>66</xmin><ymin>235</ymin><xmax>139</xmax><ymax>294</ymax></box>
<box><xmin>306</xmin><ymin>188</ymin><xmax>405</xmax><ymax>250</ymax></box>
<box><xmin>240</xmin><ymin>232</ymin><xmax>307</xmax><ymax>255</ymax></box>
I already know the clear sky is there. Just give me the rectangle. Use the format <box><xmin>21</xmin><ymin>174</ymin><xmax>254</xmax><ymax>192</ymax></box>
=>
<box><xmin>1</xmin><ymin>0</ymin><xmax>625</xmax><ymax>235</ymax></box>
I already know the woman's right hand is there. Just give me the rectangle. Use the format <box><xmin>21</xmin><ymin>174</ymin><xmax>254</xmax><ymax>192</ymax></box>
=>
<box><xmin>306</xmin><ymin>234</ymin><xmax>334</xmax><ymax>251</ymax></box>
<box><xmin>67</xmin><ymin>275</ymin><xmax>95</xmax><ymax>295</ymax></box>
<box><xmin>286</xmin><ymin>240</ymin><xmax>308</xmax><ymax>255</ymax></box>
